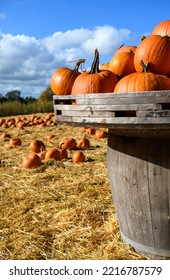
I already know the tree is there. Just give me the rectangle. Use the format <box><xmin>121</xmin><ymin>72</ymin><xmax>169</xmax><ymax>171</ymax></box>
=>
<box><xmin>0</xmin><ymin>93</ymin><xmax>7</xmax><ymax>103</ymax></box>
<box><xmin>5</xmin><ymin>90</ymin><xmax>23</xmax><ymax>101</ymax></box>
<box><xmin>38</xmin><ymin>87</ymin><xmax>53</xmax><ymax>103</ymax></box>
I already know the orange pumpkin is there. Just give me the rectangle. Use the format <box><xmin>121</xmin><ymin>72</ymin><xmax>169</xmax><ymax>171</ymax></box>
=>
<box><xmin>50</xmin><ymin>59</ymin><xmax>85</xmax><ymax>95</ymax></box>
<box><xmin>0</xmin><ymin>132</ymin><xmax>11</xmax><ymax>140</ymax></box>
<box><xmin>134</xmin><ymin>35</ymin><xmax>170</xmax><ymax>76</ymax></box>
<box><xmin>95</xmin><ymin>130</ymin><xmax>108</xmax><ymax>139</ymax></box>
<box><xmin>37</xmin><ymin>150</ymin><xmax>47</xmax><ymax>160</ymax></box>
<box><xmin>72</xmin><ymin>151</ymin><xmax>85</xmax><ymax>163</ymax></box>
<box><xmin>100</xmin><ymin>62</ymin><xmax>110</xmax><ymax>70</ymax></box>
<box><xmin>151</xmin><ymin>19</ymin><xmax>170</xmax><ymax>36</ymax></box>
<box><xmin>45</xmin><ymin>148</ymin><xmax>61</xmax><ymax>161</ymax></box>
<box><xmin>59</xmin><ymin>137</ymin><xmax>77</xmax><ymax>150</ymax></box>
<box><xmin>45</xmin><ymin>134</ymin><xmax>55</xmax><ymax>142</ymax></box>
<box><xmin>71</xmin><ymin>49</ymin><xmax>119</xmax><ymax>94</ymax></box>
<box><xmin>22</xmin><ymin>154</ymin><xmax>42</xmax><ymax>169</ymax></box>
<box><xmin>115</xmin><ymin>44</ymin><xmax>137</xmax><ymax>55</ymax></box>
<box><xmin>9</xmin><ymin>138</ymin><xmax>22</xmax><ymax>147</ymax></box>
<box><xmin>108</xmin><ymin>50</ymin><xmax>136</xmax><ymax>78</ymax></box>
<box><xmin>58</xmin><ymin>148</ymin><xmax>68</xmax><ymax>160</ymax></box>
<box><xmin>29</xmin><ymin>140</ymin><xmax>46</xmax><ymax>153</ymax></box>
<box><xmin>77</xmin><ymin>137</ymin><xmax>90</xmax><ymax>148</ymax></box>
<box><xmin>114</xmin><ymin>61</ymin><xmax>170</xmax><ymax>92</ymax></box>
<box><xmin>86</xmin><ymin>127</ymin><xmax>96</xmax><ymax>135</ymax></box>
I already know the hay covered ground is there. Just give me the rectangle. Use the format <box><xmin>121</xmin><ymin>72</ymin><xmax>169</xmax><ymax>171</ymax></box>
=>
<box><xmin>0</xmin><ymin>113</ymin><xmax>148</xmax><ymax>260</ymax></box>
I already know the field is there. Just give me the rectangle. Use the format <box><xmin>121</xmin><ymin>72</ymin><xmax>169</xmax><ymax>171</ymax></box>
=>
<box><xmin>0</xmin><ymin>113</ymin><xmax>148</xmax><ymax>260</ymax></box>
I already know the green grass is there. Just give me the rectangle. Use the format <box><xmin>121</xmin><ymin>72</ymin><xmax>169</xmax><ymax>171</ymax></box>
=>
<box><xmin>0</xmin><ymin>100</ymin><xmax>54</xmax><ymax>117</ymax></box>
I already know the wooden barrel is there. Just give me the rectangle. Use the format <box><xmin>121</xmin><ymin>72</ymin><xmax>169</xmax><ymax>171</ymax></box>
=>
<box><xmin>107</xmin><ymin>130</ymin><xmax>170</xmax><ymax>259</ymax></box>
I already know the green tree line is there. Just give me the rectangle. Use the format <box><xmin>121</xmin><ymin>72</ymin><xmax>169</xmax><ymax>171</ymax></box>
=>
<box><xmin>0</xmin><ymin>87</ymin><xmax>54</xmax><ymax>117</ymax></box>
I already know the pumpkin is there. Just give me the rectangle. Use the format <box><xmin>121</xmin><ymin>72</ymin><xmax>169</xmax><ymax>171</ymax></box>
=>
<box><xmin>50</xmin><ymin>59</ymin><xmax>85</xmax><ymax>95</ymax></box>
<box><xmin>77</xmin><ymin>137</ymin><xmax>90</xmax><ymax>148</ymax></box>
<box><xmin>108</xmin><ymin>50</ymin><xmax>136</xmax><ymax>78</ymax></box>
<box><xmin>29</xmin><ymin>140</ymin><xmax>46</xmax><ymax>153</ymax></box>
<box><xmin>45</xmin><ymin>134</ymin><xmax>55</xmax><ymax>142</ymax></box>
<box><xmin>9</xmin><ymin>138</ymin><xmax>22</xmax><ymax>147</ymax></box>
<box><xmin>22</xmin><ymin>153</ymin><xmax>41</xmax><ymax>169</ymax></box>
<box><xmin>151</xmin><ymin>19</ymin><xmax>170</xmax><ymax>36</ymax></box>
<box><xmin>114</xmin><ymin>60</ymin><xmax>170</xmax><ymax>93</ymax></box>
<box><xmin>45</xmin><ymin>148</ymin><xmax>61</xmax><ymax>161</ymax></box>
<box><xmin>115</xmin><ymin>44</ymin><xmax>137</xmax><ymax>54</ymax></box>
<box><xmin>0</xmin><ymin>132</ymin><xmax>11</xmax><ymax>140</ymax></box>
<box><xmin>95</xmin><ymin>130</ymin><xmax>108</xmax><ymax>139</ymax></box>
<box><xmin>0</xmin><ymin>118</ymin><xmax>6</xmax><ymax>126</ymax></box>
<box><xmin>72</xmin><ymin>151</ymin><xmax>85</xmax><ymax>163</ymax></box>
<box><xmin>37</xmin><ymin>150</ymin><xmax>47</xmax><ymax>160</ymax></box>
<box><xmin>71</xmin><ymin>49</ymin><xmax>119</xmax><ymax>94</ymax></box>
<box><xmin>134</xmin><ymin>35</ymin><xmax>170</xmax><ymax>76</ymax></box>
<box><xmin>58</xmin><ymin>148</ymin><xmax>68</xmax><ymax>160</ymax></box>
<box><xmin>100</xmin><ymin>62</ymin><xmax>110</xmax><ymax>70</ymax></box>
<box><xmin>59</xmin><ymin>137</ymin><xmax>77</xmax><ymax>150</ymax></box>
<box><xmin>86</xmin><ymin>127</ymin><xmax>96</xmax><ymax>135</ymax></box>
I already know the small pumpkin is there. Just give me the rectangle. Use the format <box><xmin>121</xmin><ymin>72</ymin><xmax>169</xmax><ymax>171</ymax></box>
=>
<box><xmin>58</xmin><ymin>148</ymin><xmax>68</xmax><ymax>160</ymax></box>
<box><xmin>9</xmin><ymin>137</ymin><xmax>22</xmax><ymax>147</ymax></box>
<box><xmin>95</xmin><ymin>130</ymin><xmax>108</xmax><ymax>139</ymax></box>
<box><xmin>22</xmin><ymin>153</ymin><xmax>42</xmax><ymax>169</ymax></box>
<box><xmin>0</xmin><ymin>132</ymin><xmax>11</xmax><ymax>140</ymax></box>
<box><xmin>45</xmin><ymin>134</ymin><xmax>55</xmax><ymax>142</ymax></box>
<box><xmin>59</xmin><ymin>137</ymin><xmax>77</xmax><ymax>150</ymax></box>
<box><xmin>50</xmin><ymin>59</ymin><xmax>85</xmax><ymax>95</ymax></box>
<box><xmin>72</xmin><ymin>151</ymin><xmax>85</xmax><ymax>163</ymax></box>
<box><xmin>37</xmin><ymin>150</ymin><xmax>47</xmax><ymax>160</ymax></box>
<box><xmin>77</xmin><ymin>137</ymin><xmax>90</xmax><ymax>148</ymax></box>
<box><xmin>45</xmin><ymin>148</ymin><xmax>61</xmax><ymax>161</ymax></box>
<box><xmin>0</xmin><ymin>118</ymin><xmax>6</xmax><ymax>126</ymax></box>
<box><xmin>29</xmin><ymin>140</ymin><xmax>46</xmax><ymax>153</ymax></box>
<box><xmin>86</xmin><ymin>127</ymin><xmax>96</xmax><ymax>135</ymax></box>
<box><xmin>71</xmin><ymin>49</ymin><xmax>119</xmax><ymax>94</ymax></box>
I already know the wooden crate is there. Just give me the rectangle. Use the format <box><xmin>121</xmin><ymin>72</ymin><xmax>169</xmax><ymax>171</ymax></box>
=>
<box><xmin>53</xmin><ymin>90</ymin><xmax>170</xmax><ymax>137</ymax></box>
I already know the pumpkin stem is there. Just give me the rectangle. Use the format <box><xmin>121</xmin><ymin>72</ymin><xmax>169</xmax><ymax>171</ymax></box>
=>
<box><xmin>141</xmin><ymin>35</ymin><xmax>146</xmax><ymax>41</ymax></box>
<box><xmin>164</xmin><ymin>35</ymin><xmax>170</xmax><ymax>40</ymax></box>
<box><xmin>73</xmin><ymin>59</ymin><xmax>86</xmax><ymax>72</ymax></box>
<box><xmin>140</xmin><ymin>60</ymin><xmax>149</xmax><ymax>72</ymax></box>
<box><xmin>89</xmin><ymin>49</ymin><xmax>100</xmax><ymax>74</ymax></box>
<box><xmin>118</xmin><ymin>44</ymin><xmax>124</xmax><ymax>49</ymax></box>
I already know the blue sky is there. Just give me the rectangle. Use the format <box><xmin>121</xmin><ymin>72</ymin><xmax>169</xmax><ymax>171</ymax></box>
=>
<box><xmin>0</xmin><ymin>0</ymin><xmax>169</xmax><ymax>98</ymax></box>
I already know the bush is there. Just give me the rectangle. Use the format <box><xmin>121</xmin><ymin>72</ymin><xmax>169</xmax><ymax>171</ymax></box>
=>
<box><xmin>0</xmin><ymin>100</ymin><xmax>54</xmax><ymax>117</ymax></box>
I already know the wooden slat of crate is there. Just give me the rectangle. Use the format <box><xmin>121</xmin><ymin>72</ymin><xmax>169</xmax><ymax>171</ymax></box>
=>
<box><xmin>136</xmin><ymin>110</ymin><xmax>170</xmax><ymax>118</ymax></box>
<box><xmin>59</xmin><ymin>110</ymin><xmax>115</xmax><ymax>117</ymax></box>
<box><xmin>53</xmin><ymin>90</ymin><xmax>170</xmax><ymax>100</ymax></box>
<box><xmin>56</xmin><ymin>115</ymin><xmax>170</xmax><ymax>125</ymax></box>
<box><xmin>54</xmin><ymin>103</ymin><xmax>162</xmax><ymax>112</ymax></box>
<box><xmin>53</xmin><ymin>91</ymin><xmax>170</xmax><ymax>105</ymax></box>
<box><xmin>76</xmin><ymin>96</ymin><xmax>170</xmax><ymax>105</ymax></box>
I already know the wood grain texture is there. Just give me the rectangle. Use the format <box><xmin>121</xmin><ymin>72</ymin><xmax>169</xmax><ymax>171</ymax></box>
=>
<box><xmin>107</xmin><ymin>133</ymin><xmax>170</xmax><ymax>258</ymax></box>
<box><xmin>53</xmin><ymin>91</ymin><xmax>170</xmax><ymax>133</ymax></box>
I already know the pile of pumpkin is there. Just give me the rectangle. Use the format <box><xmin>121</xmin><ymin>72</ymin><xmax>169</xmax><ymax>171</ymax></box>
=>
<box><xmin>50</xmin><ymin>19</ymin><xmax>170</xmax><ymax>95</ymax></box>
<box><xmin>0</xmin><ymin>113</ymin><xmax>55</xmax><ymax>129</ymax></box>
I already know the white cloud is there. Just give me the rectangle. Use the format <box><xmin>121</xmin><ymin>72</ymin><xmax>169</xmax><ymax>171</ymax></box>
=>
<box><xmin>0</xmin><ymin>25</ymin><xmax>130</xmax><ymax>98</ymax></box>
